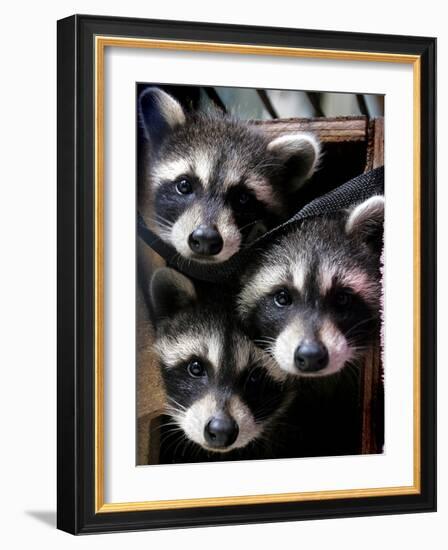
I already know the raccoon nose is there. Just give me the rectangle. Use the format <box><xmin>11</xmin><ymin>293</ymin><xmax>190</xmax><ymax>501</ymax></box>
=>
<box><xmin>204</xmin><ymin>414</ymin><xmax>239</xmax><ymax>448</ymax></box>
<box><xmin>294</xmin><ymin>341</ymin><xmax>329</xmax><ymax>373</ymax></box>
<box><xmin>188</xmin><ymin>225</ymin><xmax>223</xmax><ymax>256</ymax></box>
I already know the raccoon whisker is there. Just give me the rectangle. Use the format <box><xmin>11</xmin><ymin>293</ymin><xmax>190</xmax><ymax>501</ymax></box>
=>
<box><xmin>164</xmin><ymin>413</ymin><xmax>187</xmax><ymax>425</ymax></box>
<box><xmin>146</xmin><ymin>215</ymin><xmax>174</xmax><ymax>231</ymax></box>
<box><xmin>155</xmin><ymin>213</ymin><xmax>174</xmax><ymax>225</ymax></box>
<box><xmin>165</xmin><ymin>399</ymin><xmax>187</xmax><ymax>411</ymax></box>
<box><xmin>345</xmin><ymin>340</ymin><xmax>370</xmax><ymax>349</ymax></box>
<box><xmin>252</xmin><ymin>341</ymin><xmax>277</xmax><ymax>356</ymax></box>
<box><xmin>180</xmin><ymin>434</ymin><xmax>200</xmax><ymax>460</ymax></box>
<box><xmin>191</xmin><ymin>440</ymin><xmax>206</xmax><ymax>461</ymax></box>
<box><xmin>156</xmin><ymin>228</ymin><xmax>173</xmax><ymax>242</ymax></box>
<box><xmin>253</xmin><ymin>344</ymin><xmax>273</xmax><ymax>352</ymax></box>
<box><xmin>240</xmin><ymin>239</ymin><xmax>266</xmax><ymax>250</ymax></box>
<box><xmin>189</xmin><ymin>439</ymin><xmax>205</xmax><ymax>462</ymax></box>
<box><xmin>255</xmin><ymin>350</ymin><xmax>276</xmax><ymax>361</ymax></box>
<box><xmin>153</xmin><ymin>418</ymin><xmax>181</xmax><ymax>432</ymax></box>
<box><xmin>172</xmin><ymin>433</ymin><xmax>190</xmax><ymax>459</ymax></box>
<box><xmin>153</xmin><ymin>223</ymin><xmax>173</xmax><ymax>235</ymax></box>
<box><xmin>344</xmin><ymin>317</ymin><xmax>378</xmax><ymax>339</ymax></box>
<box><xmin>344</xmin><ymin>346</ymin><xmax>368</xmax><ymax>358</ymax></box>
<box><xmin>255</xmin><ymin>412</ymin><xmax>278</xmax><ymax>423</ymax></box>
<box><xmin>238</xmin><ymin>219</ymin><xmax>263</xmax><ymax>233</ymax></box>
<box><xmin>180</xmin><ymin>254</ymin><xmax>194</xmax><ymax>272</ymax></box>
<box><xmin>170</xmin><ymin>251</ymin><xmax>193</xmax><ymax>273</ymax></box>
<box><xmin>164</xmin><ymin>409</ymin><xmax>186</xmax><ymax>421</ymax></box>
<box><xmin>253</xmin><ymin>429</ymin><xmax>280</xmax><ymax>456</ymax></box>
<box><xmin>254</xmin><ymin>396</ymin><xmax>290</xmax><ymax>421</ymax></box>
<box><xmin>153</xmin><ymin>213</ymin><xmax>175</xmax><ymax>227</ymax></box>
<box><xmin>160</xmin><ymin>428</ymin><xmax>185</xmax><ymax>451</ymax></box>
<box><xmin>159</xmin><ymin>420</ymin><xmax>183</xmax><ymax>433</ymax></box>
<box><xmin>151</xmin><ymin>219</ymin><xmax>173</xmax><ymax>231</ymax></box>
<box><xmin>345</xmin><ymin>344</ymin><xmax>374</xmax><ymax>361</ymax></box>
<box><xmin>254</xmin><ymin>336</ymin><xmax>276</xmax><ymax>346</ymax></box>
<box><xmin>181</xmin><ymin>436</ymin><xmax>196</xmax><ymax>456</ymax></box>
<box><xmin>166</xmin><ymin>397</ymin><xmax>188</xmax><ymax>412</ymax></box>
<box><xmin>250</xmin><ymin>435</ymin><xmax>269</xmax><ymax>455</ymax></box>
<box><xmin>161</xmin><ymin>430</ymin><xmax>188</xmax><ymax>457</ymax></box>
<box><xmin>255</xmin><ymin>409</ymin><xmax>286</xmax><ymax>424</ymax></box>
<box><xmin>263</xmin><ymin>347</ymin><xmax>276</xmax><ymax>359</ymax></box>
<box><xmin>164</xmin><ymin>406</ymin><xmax>186</xmax><ymax>417</ymax></box>
<box><xmin>159</xmin><ymin>434</ymin><xmax>181</xmax><ymax>453</ymax></box>
<box><xmin>344</xmin><ymin>358</ymin><xmax>362</xmax><ymax>372</ymax></box>
<box><xmin>165</xmin><ymin>402</ymin><xmax>187</xmax><ymax>415</ymax></box>
<box><xmin>338</xmin><ymin>362</ymin><xmax>360</xmax><ymax>386</ymax></box>
<box><xmin>179</xmin><ymin>438</ymin><xmax>194</xmax><ymax>460</ymax></box>
<box><xmin>158</xmin><ymin>425</ymin><xmax>184</xmax><ymax>439</ymax></box>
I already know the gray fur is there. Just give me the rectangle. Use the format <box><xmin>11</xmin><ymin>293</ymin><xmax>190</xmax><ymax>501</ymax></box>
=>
<box><xmin>150</xmin><ymin>268</ymin><xmax>294</xmax><ymax>453</ymax></box>
<box><xmin>139</xmin><ymin>87</ymin><xmax>320</xmax><ymax>263</ymax></box>
<box><xmin>238</xmin><ymin>196</ymin><xmax>384</xmax><ymax>378</ymax></box>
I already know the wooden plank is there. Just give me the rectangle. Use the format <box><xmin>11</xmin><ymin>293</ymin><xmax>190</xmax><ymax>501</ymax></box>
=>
<box><xmin>361</xmin><ymin>116</ymin><xmax>384</xmax><ymax>454</ymax></box>
<box><xmin>365</xmin><ymin>117</ymin><xmax>385</xmax><ymax>170</ymax></box>
<box><xmin>251</xmin><ymin>115</ymin><xmax>368</xmax><ymax>142</ymax></box>
<box><xmin>360</xmin><ymin>343</ymin><xmax>383</xmax><ymax>454</ymax></box>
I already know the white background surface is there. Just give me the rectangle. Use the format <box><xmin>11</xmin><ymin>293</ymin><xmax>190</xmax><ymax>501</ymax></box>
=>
<box><xmin>105</xmin><ymin>48</ymin><xmax>414</xmax><ymax>502</ymax></box>
<box><xmin>0</xmin><ymin>1</ymin><xmax>444</xmax><ymax>548</ymax></box>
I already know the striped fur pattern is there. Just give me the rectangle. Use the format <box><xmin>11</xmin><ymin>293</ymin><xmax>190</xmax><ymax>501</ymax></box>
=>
<box><xmin>139</xmin><ymin>87</ymin><xmax>320</xmax><ymax>263</ymax></box>
<box><xmin>150</xmin><ymin>268</ymin><xmax>294</xmax><ymax>455</ymax></box>
<box><xmin>238</xmin><ymin>196</ymin><xmax>384</xmax><ymax>378</ymax></box>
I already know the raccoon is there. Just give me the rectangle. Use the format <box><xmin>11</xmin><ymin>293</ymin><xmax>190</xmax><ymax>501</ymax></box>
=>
<box><xmin>237</xmin><ymin>196</ymin><xmax>384</xmax><ymax>378</ymax></box>
<box><xmin>150</xmin><ymin>267</ymin><xmax>294</xmax><ymax>461</ymax></box>
<box><xmin>139</xmin><ymin>87</ymin><xmax>320</xmax><ymax>263</ymax></box>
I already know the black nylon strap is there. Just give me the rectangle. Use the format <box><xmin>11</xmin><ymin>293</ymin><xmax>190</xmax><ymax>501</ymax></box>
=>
<box><xmin>138</xmin><ymin>166</ymin><xmax>384</xmax><ymax>284</ymax></box>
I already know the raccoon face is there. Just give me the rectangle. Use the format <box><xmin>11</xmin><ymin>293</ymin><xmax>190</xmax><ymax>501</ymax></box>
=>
<box><xmin>238</xmin><ymin>196</ymin><xmax>384</xmax><ymax>378</ymax></box>
<box><xmin>150</xmin><ymin>268</ymin><xmax>291</xmax><ymax>453</ymax></box>
<box><xmin>139</xmin><ymin>87</ymin><xmax>320</xmax><ymax>263</ymax></box>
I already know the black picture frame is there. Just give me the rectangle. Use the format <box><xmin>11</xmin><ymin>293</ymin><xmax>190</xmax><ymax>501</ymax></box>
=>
<box><xmin>57</xmin><ymin>14</ymin><xmax>436</xmax><ymax>534</ymax></box>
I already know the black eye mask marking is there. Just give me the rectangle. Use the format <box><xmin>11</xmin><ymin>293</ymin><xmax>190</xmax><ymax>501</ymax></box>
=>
<box><xmin>325</xmin><ymin>287</ymin><xmax>379</xmax><ymax>346</ymax></box>
<box><xmin>241</xmin><ymin>366</ymin><xmax>284</xmax><ymax>422</ymax></box>
<box><xmin>227</xmin><ymin>185</ymin><xmax>257</xmax><ymax>213</ymax></box>
<box><xmin>332</xmin><ymin>287</ymin><xmax>353</xmax><ymax>308</ymax></box>
<box><xmin>225</xmin><ymin>185</ymin><xmax>275</xmax><ymax>239</ymax></box>
<box><xmin>154</xmin><ymin>176</ymin><xmax>202</xmax><ymax>226</ymax></box>
<box><xmin>245</xmin><ymin>286</ymin><xmax>299</xmax><ymax>342</ymax></box>
<box><xmin>161</xmin><ymin>356</ymin><xmax>211</xmax><ymax>411</ymax></box>
<box><xmin>246</xmin><ymin>280</ymin><xmax>378</xmax><ymax>357</ymax></box>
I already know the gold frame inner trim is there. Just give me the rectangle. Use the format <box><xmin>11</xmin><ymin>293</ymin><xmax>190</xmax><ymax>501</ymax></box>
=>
<box><xmin>94</xmin><ymin>35</ymin><xmax>421</xmax><ymax>514</ymax></box>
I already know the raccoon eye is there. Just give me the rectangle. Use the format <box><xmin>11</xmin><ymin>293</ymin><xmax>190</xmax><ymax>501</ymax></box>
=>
<box><xmin>231</xmin><ymin>188</ymin><xmax>254</xmax><ymax>211</ymax></box>
<box><xmin>334</xmin><ymin>289</ymin><xmax>353</xmax><ymax>308</ymax></box>
<box><xmin>176</xmin><ymin>178</ymin><xmax>193</xmax><ymax>195</ymax></box>
<box><xmin>238</xmin><ymin>191</ymin><xmax>251</xmax><ymax>206</ymax></box>
<box><xmin>247</xmin><ymin>367</ymin><xmax>263</xmax><ymax>385</ymax></box>
<box><xmin>274</xmin><ymin>289</ymin><xmax>292</xmax><ymax>308</ymax></box>
<box><xmin>187</xmin><ymin>360</ymin><xmax>206</xmax><ymax>378</ymax></box>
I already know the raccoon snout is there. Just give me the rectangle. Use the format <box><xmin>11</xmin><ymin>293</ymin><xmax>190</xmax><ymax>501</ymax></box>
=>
<box><xmin>294</xmin><ymin>340</ymin><xmax>329</xmax><ymax>373</ymax></box>
<box><xmin>204</xmin><ymin>413</ymin><xmax>239</xmax><ymax>449</ymax></box>
<box><xmin>188</xmin><ymin>225</ymin><xmax>223</xmax><ymax>256</ymax></box>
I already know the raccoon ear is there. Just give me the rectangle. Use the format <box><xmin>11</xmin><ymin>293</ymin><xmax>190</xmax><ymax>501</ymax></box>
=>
<box><xmin>138</xmin><ymin>88</ymin><xmax>186</xmax><ymax>147</ymax></box>
<box><xmin>345</xmin><ymin>195</ymin><xmax>385</xmax><ymax>251</ymax></box>
<box><xmin>267</xmin><ymin>133</ymin><xmax>320</xmax><ymax>189</ymax></box>
<box><xmin>150</xmin><ymin>268</ymin><xmax>196</xmax><ymax>320</ymax></box>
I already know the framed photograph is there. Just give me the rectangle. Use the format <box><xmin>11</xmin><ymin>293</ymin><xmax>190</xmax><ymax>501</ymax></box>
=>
<box><xmin>57</xmin><ymin>14</ymin><xmax>436</xmax><ymax>534</ymax></box>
